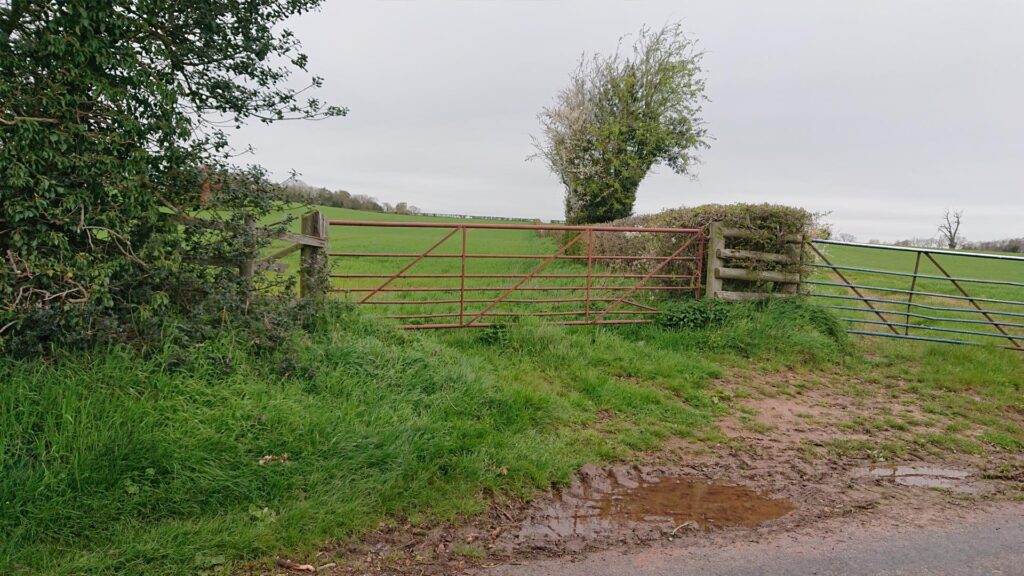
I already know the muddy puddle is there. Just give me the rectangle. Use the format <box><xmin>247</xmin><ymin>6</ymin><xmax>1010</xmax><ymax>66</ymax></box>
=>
<box><xmin>516</xmin><ymin>466</ymin><xmax>794</xmax><ymax>542</ymax></box>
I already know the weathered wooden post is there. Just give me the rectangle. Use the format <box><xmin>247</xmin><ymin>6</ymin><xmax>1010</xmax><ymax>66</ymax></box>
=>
<box><xmin>704</xmin><ymin>222</ymin><xmax>724</xmax><ymax>299</ymax></box>
<box><xmin>780</xmin><ymin>235</ymin><xmax>802</xmax><ymax>294</ymax></box>
<box><xmin>239</xmin><ymin>214</ymin><xmax>256</xmax><ymax>289</ymax></box>
<box><xmin>299</xmin><ymin>210</ymin><xmax>328</xmax><ymax>298</ymax></box>
<box><xmin>706</xmin><ymin>223</ymin><xmax>802</xmax><ymax>301</ymax></box>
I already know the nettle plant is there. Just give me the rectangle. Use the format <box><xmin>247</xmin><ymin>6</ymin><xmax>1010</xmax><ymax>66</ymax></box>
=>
<box><xmin>1</xmin><ymin>0</ymin><xmax>344</xmax><ymax>350</ymax></box>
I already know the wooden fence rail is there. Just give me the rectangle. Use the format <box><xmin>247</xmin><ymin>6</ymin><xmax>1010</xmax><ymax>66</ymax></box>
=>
<box><xmin>705</xmin><ymin>223</ymin><xmax>805</xmax><ymax>301</ymax></box>
<box><xmin>170</xmin><ymin>210</ymin><xmax>328</xmax><ymax>297</ymax></box>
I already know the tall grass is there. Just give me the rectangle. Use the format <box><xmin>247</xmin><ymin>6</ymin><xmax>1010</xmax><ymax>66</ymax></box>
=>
<box><xmin>0</xmin><ymin>298</ymin><xmax>852</xmax><ymax>575</ymax></box>
<box><xmin>653</xmin><ymin>298</ymin><xmax>849</xmax><ymax>366</ymax></box>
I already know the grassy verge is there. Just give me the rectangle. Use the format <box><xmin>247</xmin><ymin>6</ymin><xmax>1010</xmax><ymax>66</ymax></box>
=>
<box><xmin>1</xmin><ymin>299</ymin><xmax>847</xmax><ymax>575</ymax></box>
<box><xmin>848</xmin><ymin>337</ymin><xmax>1024</xmax><ymax>454</ymax></box>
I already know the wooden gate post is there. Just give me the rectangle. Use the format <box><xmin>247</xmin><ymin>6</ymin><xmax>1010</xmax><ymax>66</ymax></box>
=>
<box><xmin>300</xmin><ymin>210</ymin><xmax>328</xmax><ymax>298</ymax></box>
<box><xmin>705</xmin><ymin>222</ymin><xmax>724</xmax><ymax>299</ymax></box>
<box><xmin>239</xmin><ymin>214</ymin><xmax>256</xmax><ymax>289</ymax></box>
<box><xmin>780</xmin><ymin>236</ymin><xmax>802</xmax><ymax>294</ymax></box>
<box><xmin>705</xmin><ymin>223</ymin><xmax>802</xmax><ymax>301</ymax></box>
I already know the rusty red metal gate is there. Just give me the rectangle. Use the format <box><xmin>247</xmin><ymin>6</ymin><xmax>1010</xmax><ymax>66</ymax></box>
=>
<box><xmin>327</xmin><ymin>220</ymin><xmax>704</xmax><ymax>329</ymax></box>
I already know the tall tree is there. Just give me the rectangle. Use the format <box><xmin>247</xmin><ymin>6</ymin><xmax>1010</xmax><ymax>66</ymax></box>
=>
<box><xmin>938</xmin><ymin>209</ymin><xmax>964</xmax><ymax>249</ymax></box>
<box><xmin>534</xmin><ymin>23</ymin><xmax>709</xmax><ymax>225</ymax></box>
<box><xmin>1</xmin><ymin>0</ymin><xmax>344</xmax><ymax>345</ymax></box>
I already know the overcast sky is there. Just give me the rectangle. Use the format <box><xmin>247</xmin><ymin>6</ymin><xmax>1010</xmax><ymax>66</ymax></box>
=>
<box><xmin>234</xmin><ymin>0</ymin><xmax>1023</xmax><ymax>242</ymax></box>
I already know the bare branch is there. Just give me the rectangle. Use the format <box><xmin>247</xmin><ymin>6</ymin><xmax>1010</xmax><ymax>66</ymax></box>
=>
<box><xmin>0</xmin><ymin>115</ymin><xmax>59</xmax><ymax>125</ymax></box>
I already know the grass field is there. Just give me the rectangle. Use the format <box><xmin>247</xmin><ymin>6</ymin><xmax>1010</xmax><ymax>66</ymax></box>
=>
<box><xmin>270</xmin><ymin>206</ymin><xmax>700</xmax><ymax>326</ymax></box>
<box><xmin>275</xmin><ymin>207</ymin><xmax>1022</xmax><ymax>344</ymax></box>
<box><xmin>2</xmin><ymin>207</ymin><xmax>1021</xmax><ymax>575</ymax></box>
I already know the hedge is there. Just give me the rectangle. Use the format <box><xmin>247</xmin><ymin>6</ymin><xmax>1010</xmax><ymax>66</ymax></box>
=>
<box><xmin>582</xmin><ymin>203</ymin><xmax>824</xmax><ymax>295</ymax></box>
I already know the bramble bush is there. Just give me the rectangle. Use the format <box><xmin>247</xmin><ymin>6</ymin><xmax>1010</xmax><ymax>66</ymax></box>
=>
<box><xmin>656</xmin><ymin>299</ymin><xmax>731</xmax><ymax>330</ymax></box>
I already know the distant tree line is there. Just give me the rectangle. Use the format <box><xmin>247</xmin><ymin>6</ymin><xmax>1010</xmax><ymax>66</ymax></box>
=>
<box><xmin>838</xmin><ymin>234</ymin><xmax>1024</xmax><ymax>254</ymax></box>
<box><xmin>835</xmin><ymin>210</ymin><xmax>1021</xmax><ymax>254</ymax></box>
<box><xmin>892</xmin><ymin>237</ymin><xmax>1023</xmax><ymax>253</ymax></box>
<box><xmin>892</xmin><ymin>237</ymin><xmax>945</xmax><ymax>249</ymax></box>
<box><xmin>279</xmin><ymin>179</ymin><xmax>421</xmax><ymax>215</ymax></box>
<box><xmin>963</xmin><ymin>238</ymin><xmax>1024</xmax><ymax>253</ymax></box>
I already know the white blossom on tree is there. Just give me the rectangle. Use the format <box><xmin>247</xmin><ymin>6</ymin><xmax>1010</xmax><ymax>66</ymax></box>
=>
<box><xmin>533</xmin><ymin>23</ymin><xmax>710</xmax><ymax>224</ymax></box>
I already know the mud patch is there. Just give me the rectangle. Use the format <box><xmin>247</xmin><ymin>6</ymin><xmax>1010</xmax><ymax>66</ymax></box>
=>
<box><xmin>856</xmin><ymin>465</ymin><xmax>975</xmax><ymax>491</ymax></box>
<box><xmin>518</xmin><ymin>466</ymin><xmax>794</xmax><ymax>541</ymax></box>
<box><xmin>250</xmin><ymin>368</ymin><xmax>1023</xmax><ymax>576</ymax></box>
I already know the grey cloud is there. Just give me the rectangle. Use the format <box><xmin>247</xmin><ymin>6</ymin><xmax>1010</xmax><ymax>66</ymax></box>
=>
<box><xmin>233</xmin><ymin>0</ymin><xmax>1023</xmax><ymax>241</ymax></box>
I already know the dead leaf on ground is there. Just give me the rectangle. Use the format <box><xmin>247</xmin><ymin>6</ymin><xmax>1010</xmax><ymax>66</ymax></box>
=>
<box><xmin>259</xmin><ymin>453</ymin><xmax>290</xmax><ymax>465</ymax></box>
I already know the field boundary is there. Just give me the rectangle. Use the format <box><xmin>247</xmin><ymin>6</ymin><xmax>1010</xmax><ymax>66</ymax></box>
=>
<box><xmin>301</xmin><ymin>211</ymin><xmax>1024</xmax><ymax>350</ymax></box>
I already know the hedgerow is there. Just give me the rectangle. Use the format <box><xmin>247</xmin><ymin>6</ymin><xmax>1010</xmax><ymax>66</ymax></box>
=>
<box><xmin>0</xmin><ymin>0</ymin><xmax>343</xmax><ymax>353</ymax></box>
<box><xmin>586</xmin><ymin>203</ymin><xmax>824</xmax><ymax>291</ymax></box>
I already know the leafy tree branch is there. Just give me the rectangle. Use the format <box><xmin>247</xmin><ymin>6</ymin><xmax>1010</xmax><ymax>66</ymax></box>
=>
<box><xmin>1</xmin><ymin>0</ymin><xmax>344</xmax><ymax>351</ymax></box>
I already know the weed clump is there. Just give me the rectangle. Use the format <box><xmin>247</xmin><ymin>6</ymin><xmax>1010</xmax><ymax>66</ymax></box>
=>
<box><xmin>657</xmin><ymin>299</ymin><xmax>731</xmax><ymax>330</ymax></box>
<box><xmin>656</xmin><ymin>298</ymin><xmax>849</xmax><ymax>365</ymax></box>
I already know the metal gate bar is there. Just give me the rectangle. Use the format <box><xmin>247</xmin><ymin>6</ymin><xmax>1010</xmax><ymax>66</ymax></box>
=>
<box><xmin>328</xmin><ymin>220</ymin><xmax>704</xmax><ymax>328</ymax></box>
<box><xmin>809</xmin><ymin>292</ymin><xmax>1024</xmax><ymax>318</ymax></box>
<box><xmin>803</xmin><ymin>239</ymin><xmax>1024</xmax><ymax>350</ymax></box>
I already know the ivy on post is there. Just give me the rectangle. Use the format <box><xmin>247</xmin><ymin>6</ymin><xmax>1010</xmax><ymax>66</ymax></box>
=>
<box><xmin>239</xmin><ymin>215</ymin><xmax>257</xmax><ymax>291</ymax></box>
<box><xmin>299</xmin><ymin>211</ymin><xmax>329</xmax><ymax>299</ymax></box>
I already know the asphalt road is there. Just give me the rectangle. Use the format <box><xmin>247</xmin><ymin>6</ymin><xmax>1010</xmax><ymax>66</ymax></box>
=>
<box><xmin>483</xmin><ymin>503</ymin><xmax>1024</xmax><ymax>576</ymax></box>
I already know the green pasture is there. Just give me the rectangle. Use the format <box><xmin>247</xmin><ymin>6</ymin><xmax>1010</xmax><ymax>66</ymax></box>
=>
<box><xmin>269</xmin><ymin>206</ymin><xmax>699</xmax><ymax>326</ymax></box>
